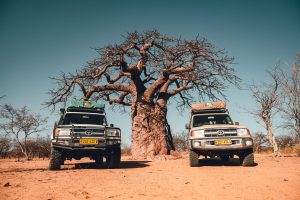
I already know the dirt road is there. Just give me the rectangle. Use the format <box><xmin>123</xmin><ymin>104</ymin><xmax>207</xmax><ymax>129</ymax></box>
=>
<box><xmin>0</xmin><ymin>154</ymin><xmax>299</xmax><ymax>200</ymax></box>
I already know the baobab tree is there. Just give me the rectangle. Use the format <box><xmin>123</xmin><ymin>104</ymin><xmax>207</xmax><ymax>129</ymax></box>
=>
<box><xmin>46</xmin><ymin>30</ymin><xmax>239</xmax><ymax>158</ymax></box>
<box><xmin>0</xmin><ymin>104</ymin><xmax>47</xmax><ymax>160</ymax></box>
<box><xmin>249</xmin><ymin>74</ymin><xmax>280</xmax><ymax>156</ymax></box>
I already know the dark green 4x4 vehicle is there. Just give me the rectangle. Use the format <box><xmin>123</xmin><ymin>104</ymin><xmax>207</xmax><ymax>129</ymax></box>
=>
<box><xmin>49</xmin><ymin>100</ymin><xmax>121</xmax><ymax>170</ymax></box>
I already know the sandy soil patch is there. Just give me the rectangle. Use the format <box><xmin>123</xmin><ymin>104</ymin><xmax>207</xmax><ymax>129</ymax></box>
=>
<box><xmin>0</xmin><ymin>154</ymin><xmax>299</xmax><ymax>200</ymax></box>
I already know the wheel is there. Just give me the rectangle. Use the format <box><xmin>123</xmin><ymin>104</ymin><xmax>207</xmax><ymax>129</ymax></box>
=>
<box><xmin>220</xmin><ymin>155</ymin><xmax>229</xmax><ymax>162</ymax></box>
<box><xmin>95</xmin><ymin>155</ymin><xmax>103</xmax><ymax>166</ymax></box>
<box><xmin>189</xmin><ymin>150</ymin><xmax>199</xmax><ymax>167</ymax></box>
<box><xmin>106</xmin><ymin>147</ymin><xmax>121</xmax><ymax>169</ymax></box>
<box><xmin>239</xmin><ymin>150</ymin><xmax>255</xmax><ymax>167</ymax></box>
<box><xmin>49</xmin><ymin>148</ymin><xmax>63</xmax><ymax>170</ymax></box>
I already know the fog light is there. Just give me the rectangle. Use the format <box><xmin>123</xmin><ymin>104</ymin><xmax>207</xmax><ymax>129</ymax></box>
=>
<box><xmin>246</xmin><ymin>140</ymin><xmax>253</xmax><ymax>146</ymax></box>
<box><xmin>193</xmin><ymin>141</ymin><xmax>201</xmax><ymax>147</ymax></box>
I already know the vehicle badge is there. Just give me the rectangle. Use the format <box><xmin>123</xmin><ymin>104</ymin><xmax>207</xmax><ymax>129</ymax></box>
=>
<box><xmin>217</xmin><ymin>130</ymin><xmax>224</xmax><ymax>135</ymax></box>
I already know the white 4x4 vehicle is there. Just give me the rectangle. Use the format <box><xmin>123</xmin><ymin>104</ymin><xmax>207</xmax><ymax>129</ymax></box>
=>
<box><xmin>49</xmin><ymin>100</ymin><xmax>121</xmax><ymax>170</ymax></box>
<box><xmin>186</xmin><ymin>102</ymin><xmax>254</xmax><ymax>167</ymax></box>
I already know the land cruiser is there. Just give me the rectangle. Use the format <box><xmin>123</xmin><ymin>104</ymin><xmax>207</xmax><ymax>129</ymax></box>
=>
<box><xmin>49</xmin><ymin>99</ymin><xmax>121</xmax><ymax>170</ymax></box>
<box><xmin>186</xmin><ymin>102</ymin><xmax>254</xmax><ymax>167</ymax></box>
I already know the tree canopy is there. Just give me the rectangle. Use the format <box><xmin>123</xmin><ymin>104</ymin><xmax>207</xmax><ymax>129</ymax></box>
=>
<box><xmin>47</xmin><ymin>30</ymin><xmax>239</xmax><ymax>111</ymax></box>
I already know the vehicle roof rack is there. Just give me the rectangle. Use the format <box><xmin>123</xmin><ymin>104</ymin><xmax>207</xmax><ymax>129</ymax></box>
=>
<box><xmin>62</xmin><ymin>99</ymin><xmax>105</xmax><ymax>114</ymax></box>
<box><xmin>191</xmin><ymin>101</ymin><xmax>227</xmax><ymax>114</ymax></box>
<box><xmin>192</xmin><ymin>108</ymin><xmax>228</xmax><ymax>114</ymax></box>
<box><xmin>66</xmin><ymin>107</ymin><xmax>104</xmax><ymax>113</ymax></box>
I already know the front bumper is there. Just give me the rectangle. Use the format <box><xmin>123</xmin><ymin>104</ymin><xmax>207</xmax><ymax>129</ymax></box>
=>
<box><xmin>189</xmin><ymin>137</ymin><xmax>253</xmax><ymax>151</ymax></box>
<box><xmin>51</xmin><ymin>136</ymin><xmax>121</xmax><ymax>150</ymax></box>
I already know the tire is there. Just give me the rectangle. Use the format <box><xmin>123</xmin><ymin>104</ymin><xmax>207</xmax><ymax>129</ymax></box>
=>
<box><xmin>189</xmin><ymin>150</ymin><xmax>199</xmax><ymax>167</ymax></box>
<box><xmin>220</xmin><ymin>155</ymin><xmax>229</xmax><ymax>162</ymax></box>
<box><xmin>49</xmin><ymin>148</ymin><xmax>63</xmax><ymax>170</ymax></box>
<box><xmin>240</xmin><ymin>150</ymin><xmax>255</xmax><ymax>167</ymax></box>
<box><xmin>95</xmin><ymin>155</ymin><xmax>103</xmax><ymax>166</ymax></box>
<box><xmin>106</xmin><ymin>147</ymin><xmax>121</xmax><ymax>169</ymax></box>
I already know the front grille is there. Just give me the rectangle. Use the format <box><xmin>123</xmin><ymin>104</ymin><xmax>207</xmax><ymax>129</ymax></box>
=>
<box><xmin>204</xmin><ymin>128</ymin><xmax>237</xmax><ymax>137</ymax></box>
<box><xmin>72</xmin><ymin>128</ymin><xmax>105</xmax><ymax>136</ymax></box>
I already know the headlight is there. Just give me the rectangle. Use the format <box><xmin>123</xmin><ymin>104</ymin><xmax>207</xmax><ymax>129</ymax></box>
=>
<box><xmin>190</xmin><ymin>130</ymin><xmax>204</xmax><ymax>137</ymax></box>
<box><xmin>106</xmin><ymin>129</ymin><xmax>121</xmax><ymax>137</ymax></box>
<box><xmin>54</xmin><ymin>128</ymin><xmax>70</xmax><ymax>136</ymax></box>
<box><xmin>237</xmin><ymin>128</ymin><xmax>250</xmax><ymax>136</ymax></box>
<box><xmin>246</xmin><ymin>140</ymin><xmax>253</xmax><ymax>146</ymax></box>
<box><xmin>193</xmin><ymin>141</ymin><xmax>201</xmax><ymax>147</ymax></box>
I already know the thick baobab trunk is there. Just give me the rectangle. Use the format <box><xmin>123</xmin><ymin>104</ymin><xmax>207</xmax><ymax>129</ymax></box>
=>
<box><xmin>131</xmin><ymin>102</ymin><xmax>174</xmax><ymax>159</ymax></box>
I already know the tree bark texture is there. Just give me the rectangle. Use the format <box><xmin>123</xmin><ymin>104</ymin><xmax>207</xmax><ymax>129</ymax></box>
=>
<box><xmin>131</xmin><ymin>102</ymin><xmax>174</xmax><ymax>159</ymax></box>
<box><xmin>267</xmin><ymin>126</ymin><xmax>279</xmax><ymax>156</ymax></box>
<box><xmin>263</xmin><ymin>117</ymin><xmax>279</xmax><ymax>156</ymax></box>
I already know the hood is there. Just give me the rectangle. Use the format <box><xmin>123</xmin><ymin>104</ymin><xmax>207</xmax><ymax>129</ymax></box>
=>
<box><xmin>58</xmin><ymin>124</ymin><xmax>106</xmax><ymax>129</ymax></box>
<box><xmin>191</xmin><ymin>124</ymin><xmax>248</xmax><ymax>131</ymax></box>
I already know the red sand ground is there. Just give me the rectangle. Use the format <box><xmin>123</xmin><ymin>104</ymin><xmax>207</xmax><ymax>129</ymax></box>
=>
<box><xmin>0</xmin><ymin>154</ymin><xmax>300</xmax><ymax>200</ymax></box>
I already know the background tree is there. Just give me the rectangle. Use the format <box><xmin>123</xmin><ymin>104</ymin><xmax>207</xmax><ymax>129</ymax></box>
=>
<box><xmin>275</xmin><ymin>55</ymin><xmax>300</xmax><ymax>136</ymax></box>
<box><xmin>0</xmin><ymin>136</ymin><xmax>11</xmax><ymax>158</ymax></box>
<box><xmin>172</xmin><ymin>131</ymin><xmax>188</xmax><ymax>152</ymax></box>
<box><xmin>27</xmin><ymin>136</ymin><xmax>51</xmax><ymax>159</ymax></box>
<box><xmin>0</xmin><ymin>104</ymin><xmax>47</xmax><ymax>160</ymax></box>
<box><xmin>249</xmin><ymin>73</ymin><xmax>280</xmax><ymax>156</ymax></box>
<box><xmin>46</xmin><ymin>30</ymin><xmax>239</xmax><ymax>158</ymax></box>
<box><xmin>276</xmin><ymin>135</ymin><xmax>298</xmax><ymax>149</ymax></box>
<box><xmin>252</xmin><ymin>132</ymin><xmax>269</xmax><ymax>153</ymax></box>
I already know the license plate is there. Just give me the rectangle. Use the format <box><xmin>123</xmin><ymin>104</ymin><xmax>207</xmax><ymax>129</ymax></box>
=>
<box><xmin>215</xmin><ymin>140</ymin><xmax>232</xmax><ymax>145</ymax></box>
<box><xmin>79</xmin><ymin>139</ymin><xmax>98</xmax><ymax>145</ymax></box>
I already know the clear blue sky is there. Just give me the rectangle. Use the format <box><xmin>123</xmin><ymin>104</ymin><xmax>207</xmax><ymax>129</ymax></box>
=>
<box><xmin>0</xmin><ymin>0</ymin><xmax>299</xmax><ymax>144</ymax></box>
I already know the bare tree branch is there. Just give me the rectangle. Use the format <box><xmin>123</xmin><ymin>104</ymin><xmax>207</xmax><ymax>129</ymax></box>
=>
<box><xmin>0</xmin><ymin>104</ymin><xmax>47</xmax><ymax>160</ymax></box>
<box><xmin>249</xmin><ymin>70</ymin><xmax>280</xmax><ymax>156</ymax></box>
<box><xmin>272</xmin><ymin>56</ymin><xmax>300</xmax><ymax>136</ymax></box>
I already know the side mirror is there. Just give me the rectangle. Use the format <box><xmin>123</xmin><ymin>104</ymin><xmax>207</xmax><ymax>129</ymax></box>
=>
<box><xmin>185</xmin><ymin>123</ymin><xmax>190</xmax><ymax>129</ymax></box>
<box><xmin>60</xmin><ymin>108</ymin><xmax>65</xmax><ymax>114</ymax></box>
<box><xmin>235</xmin><ymin>122</ymin><xmax>239</xmax><ymax>125</ymax></box>
<box><xmin>110</xmin><ymin>124</ymin><xmax>114</xmax><ymax>127</ymax></box>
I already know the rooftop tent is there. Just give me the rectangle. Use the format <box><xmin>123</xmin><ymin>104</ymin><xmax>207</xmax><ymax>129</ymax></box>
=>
<box><xmin>66</xmin><ymin>99</ymin><xmax>105</xmax><ymax>111</ymax></box>
<box><xmin>191</xmin><ymin>101</ymin><xmax>227</xmax><ymax>113</ymax></box>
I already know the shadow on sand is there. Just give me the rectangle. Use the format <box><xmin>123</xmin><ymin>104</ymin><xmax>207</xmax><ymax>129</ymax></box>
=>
<box><xmin>197</xmin><ymin>158</ymin><xmax>258</xmax><ymax>167</ymax></box>
<box><xmin>0</xmin><ymin>160</ymin><xmax>151</xmax><ymax>173</ymax></box>
<box><xmin>64</xmin><ymin>160</ymin><xmax>151</xmax><ymax>170</ymax></box>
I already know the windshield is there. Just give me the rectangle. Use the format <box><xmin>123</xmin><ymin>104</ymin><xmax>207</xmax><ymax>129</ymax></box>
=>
<box><xmin>192</xmin><ymin>114</ymin><xmax>233</xmax><ymax>127</ymax></box>
<box><xmin>62</xmin><ymin>113</ymin><xmax>106</xmax><ymax>125</ymax></box>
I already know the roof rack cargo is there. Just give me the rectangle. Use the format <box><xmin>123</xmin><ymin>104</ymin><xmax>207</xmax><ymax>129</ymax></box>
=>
<box><xmin>192</xmin><ymin>108</ymin><xmax>228</xmax><ymax>114</ymax></box>
<box><xmin>64</xmin><ymin>99</ymin><xmax>105</xmax><ymax>113</ymax></box>
<box><xmin>191</xmin><ymin>101</ymin><xmax>227</xmax><ymax>114</ymax></box>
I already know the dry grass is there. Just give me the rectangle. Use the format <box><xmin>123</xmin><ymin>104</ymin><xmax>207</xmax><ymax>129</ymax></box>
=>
<box><xmin>170</xmin><ymin>150</ymin><xmax>184</xmax><ymax>159</ymax></box>
<box><xmin>256</xmin><ymin>145</ymin><xmax>300</xmax><ymax>156</ymax></box>
<box><xmin>121</xmin><ymin>145</ymin><xmax>132</xmax><ymax>156</ymax></box>
<box><xmin>294</xmin><ymin>143</ymin><xmax>300</xmax><ymax>156</ymax></box>
<box><xmin>280</xmin><ymin>147</ymin><xmax>295</xmax><ymax>155</ymax></box>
